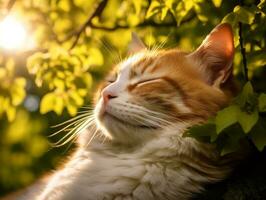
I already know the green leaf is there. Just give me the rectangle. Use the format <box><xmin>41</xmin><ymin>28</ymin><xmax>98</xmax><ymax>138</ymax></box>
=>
<box><xmin>236</xmin><ymin>81</ymin><xmax>254</xmax><ymax>107</ymax></box>
<box><xmin>173</xmin><ymin>1</ymin><xmax>194</xmax><ymax>25</ymax></box>
<box><xmin>40</xmin><ymin>92</ymin><xmax>65</xmax><ymax>115</ymax></box>
<box><xmin>258</xmin><ymin>93</ymin><xmax>266</xmax><ymax>112</ymax></box>
<box><xmin>194</xmin><ymin>3</ymin><xmax>208</xmax><ymax>22</ymax></box>
<box><xmin>53</xmin><ymin>96</ymin><xmax>64</xmax><ymax>115</ymax></box>
<box><xmin>197</xmin><ymin>14</ymin><xmax>208</xmax><ymax>22</ymax></box>
<box><xmin>183</xmin><ymin>0</ymin><xmax>193</xmax><ymax>11</ymax></box>
<box><xmin>242</xmin><ymin>81</ymin><xmax>254</xmax><ymax>96</ymax></box>
<box><xmin>220</xmin><ymin>137</ymin><xmax>239</xmax><ymax>156</ymax></box>
<box><xmin>132</xmin><ymin>0</ymin><xmax>142</xmax><ymax>15</ymax></box>
<box><xmin>233</xmin><ymin>6</ymin><xmax>255</xmax><ymax>24</ymax></box>
<box><xmin>247</xmin><ymin>50</ymin><xmax>266</xmax><ymax>69</ymax></box>
<box><xmin>40</xmin><ymin>93</ymin><xmax>57</xmax><ymax>114</ymax></box>
<box><xmin>160</xmin><ymin>0</ymin><xmax>174</xmax><ymax>21</ymax></box>
<box><xmin>6</xmin><ymin>106</ymin><xmax>16</xmax><ymax>122</ymax></box>
<box><xmin>212</xmin><ymin>0</ymin><xmax>222</xmax><ymax>7</ymax></box>
<box><xmin>258</xmin><ymin>0</ymin><xmax>266</xmax><ymax>9</ymax></box>
<box><xmin>222</xmin><ymin>12</ymin><xmax>237</xmax><ymax>25</ymax></box>
<box><xmin>238</xmin><ymin>109</ymin><xmax>259</xmax><ymax>133</ymax></box>
<box><xmin>186</xmin><ymin>119</ymin><xmax>217</xmax><ymax>142</ymax></box>
<box><xmin>223</xmin><ymin>6</ymin><xmax>256</xmax><ymax>26</ymax></box>
<box><xmin>216</xmin><ymin>82</ymin><xmax>259</xmax><ymax>134</ymax></box>
<box><xmin>160</xmin><ymin>6</ymin><xmax>169</xmax><ymax>21</ymax></box>
<box><xmin>219</xmin><ymin>125</ymin><xmax>245</xmax><ymax>156</ymax></box>
<box><xmin>127</xmin><ymin>14</ymin><xmax>140</xmax><ymax>26</ymax></box>
<box><xmin>11</xmin><ymin>78</ymin><xmax>26</xmax><ymax>106</ymax></box>
<box><xmin>146</xmin><ymin>0</ymin><xmax>161</xmax><ymax>19</ymax></box>
<box><xmin>250</xmin><ymin>118</ymin><xmax>266</xmax><ymax>151</ymax></box>
<box><xmin>66</xmin><ymin>103</ymin><xmax>78</xmax><ymax>116</ymax></box>
<box><xmin>236</xmin><ymin>82</ymin><xmax>258</xmax><ymax>115</ymax></box>
<box><xmin>165</xmin><ymin>0</ymin><xmax>175</xmax><ymax>8</ymax></box>
<box><xmin>69</xmin><ymin>91</ymin><xmax>84</xmax><ymax>106</ymax></box>
<box><xmin>215</xmin><ymin>105</ymin><xmax>239</xmax><ymax>134</ymax></box>
<box><xmin>235</xmin><ymin>82</ymin><xmax>259</xmax><ymax>132</ymax></box>
<box><xmin>58</xmin><ymin>0</ymin><xmax>70</xmax><ymax>12</ymax></box>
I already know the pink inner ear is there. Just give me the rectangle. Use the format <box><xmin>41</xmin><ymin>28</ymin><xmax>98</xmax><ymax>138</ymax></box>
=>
<box><xmin>206</xmin><ymin>23</ymin><xmax>234</xmax><ymax>59</ymax></box>
<box><xmin>189</xmin><ymin>23</ymin><xmax>235</xmax><ymax>86</ymax></box>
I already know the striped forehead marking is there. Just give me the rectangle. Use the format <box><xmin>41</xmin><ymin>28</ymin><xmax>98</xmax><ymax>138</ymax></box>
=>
<box><xmin>128</xmin><ymin>56</ymin><xmax>159</xmax><ymax>80</ymax></box>
<box><xmin>115</xmin><ymin>53</ymin><xmax>147</xmax><ymax>87</ymax></box>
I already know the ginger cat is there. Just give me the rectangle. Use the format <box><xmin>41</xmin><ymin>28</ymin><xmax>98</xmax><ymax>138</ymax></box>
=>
<box><xmin>19</xmin><ymin>23</ymin><xmax>243</xmax><ymax>200</ymax></box>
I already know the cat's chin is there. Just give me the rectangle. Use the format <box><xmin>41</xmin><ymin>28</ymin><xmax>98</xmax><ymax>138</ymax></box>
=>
<box><xmin>97</xmin><ymin>112</ymin><xmax>159</xmax><ymax>144</ymax></box>
<box><xmin>105</xmin><ymin>112</ymin><xmax>158</xmax><ymax>129</ymax></box>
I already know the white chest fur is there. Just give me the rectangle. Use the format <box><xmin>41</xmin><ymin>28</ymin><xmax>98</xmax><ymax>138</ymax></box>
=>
<box><xmin>37</xmin><ymin>127</ymin><xmax>221</xmax><ymax>200</ymax></box>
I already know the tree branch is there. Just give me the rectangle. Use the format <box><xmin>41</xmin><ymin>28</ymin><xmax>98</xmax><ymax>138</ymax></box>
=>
<box><xmin>24</xmin><ymin>2</ymin><xmax>195</xmax><ymax>55</ymax></box>
<box><xmin>66</xmin><ymin>1</ymin><xmax>195</xmax><ymax>48</ymax></box>
<box><xmin>68</xmin><ymin>0</ymin><xmax>108</xmax><ymax>49</ymax></box>
<box><xmin>89</xmin><ymin>21</ymin><xmax>177</xmax><ymax>31</ymax></box>
<box><xmin>88</xmin><ymin>13</ymin><xmax>196</xmax><ymax>31</ymax></box>
<box><xmin>238</xmin><ymin>22</ymin><xmax>248</xmax><ymax>81</ymax></box>
<box><xmin>238</xmin><ymin>0</ymin><xmax>248</xmax><ymax>82</ymax></box>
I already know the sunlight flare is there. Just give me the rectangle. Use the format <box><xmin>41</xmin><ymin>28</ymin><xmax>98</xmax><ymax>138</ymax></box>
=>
<box><xmin>0</xmin><ymin>16</ymin><xmax>32</xmax><ymax>51</ymax></box>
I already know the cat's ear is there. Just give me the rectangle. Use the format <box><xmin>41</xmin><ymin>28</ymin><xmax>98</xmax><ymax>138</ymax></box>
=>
<box><xmin>188</xmin><ymin>23</ymin><xmax>234</xmax><ymax>87</ymax></box>
<box><xmin>128</xmin><ymin>32</ymin><xmax>146</xmax><ymax>54</ymax></box>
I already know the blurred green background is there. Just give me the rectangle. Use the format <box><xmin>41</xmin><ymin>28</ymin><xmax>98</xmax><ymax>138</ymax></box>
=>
<box><xmin>0</xmin><ymin>0</ymin><xmax>265</xmax><ymax>197</ymax></box>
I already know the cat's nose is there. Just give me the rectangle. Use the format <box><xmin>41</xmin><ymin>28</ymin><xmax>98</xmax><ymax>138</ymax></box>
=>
<box><xmin>102</xmin><ymin>89</ymin><xmax>117</xmax><ymax>104</ymax></box>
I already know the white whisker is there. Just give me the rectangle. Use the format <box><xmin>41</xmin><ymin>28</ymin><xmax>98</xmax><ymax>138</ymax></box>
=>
<box><xmin>50</xmin><ymin>113</ymin><xmax>95</xmax><ymax>147</ymax></box>
<box><xmin>51</xmin><ymin>113</ymin><xmax>93</xmax><ymax>128</ymax></box>
<box><xmin>86</xmin><ymin>124</ymin><xmax>101</xmax><ymax>148</ymax></box>
<box><xmin>49</xmin><ymin>116</ymin><xmax>92</xmax><ymax>137</ymax></box>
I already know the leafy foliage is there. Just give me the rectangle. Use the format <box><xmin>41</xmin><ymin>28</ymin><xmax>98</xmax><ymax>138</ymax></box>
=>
<box><xmin>187</xmin><ymin>82</ymin><xmax>266</xmax><ymax>155</ymax></box>
<box><xmin>0</xmin><ymin>0</ymin><xmax>265</xmax><ymax>196</ymax></box>
<box><xmin>0</xmin><ymin>60</ymin><xmax>26</xmax><ymax>121</ymax></box>
<box><xmin>27</xmin><ymin>46</ymin><xmax>99</xmax><ymax>115</ymax></box>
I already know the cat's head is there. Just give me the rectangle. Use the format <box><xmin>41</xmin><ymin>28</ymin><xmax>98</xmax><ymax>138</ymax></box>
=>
<box><xmin>94</xmin><ymin>23</ymin><xmax>236</xmax><ymax>144</ymax></box>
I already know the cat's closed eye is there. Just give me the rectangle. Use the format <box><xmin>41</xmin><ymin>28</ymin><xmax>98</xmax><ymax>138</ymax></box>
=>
<box><xmin>105</xmin><ymin>78</ymin><xmax>115</xmax><ymax>84</ymax></box>
<box><xmin>134</xmin><ymin>78</ymin><xmax>161</xmax><ymax>87</ymax></box>
<box><xmin>127</xmin><ymin>77</ymin><xmax>168</xmax><ymax>92</ymax></box>
<box><xmin>105</xmin><ymin>73</ymin><xmax>118</xmax><ymax>83</ymax></box>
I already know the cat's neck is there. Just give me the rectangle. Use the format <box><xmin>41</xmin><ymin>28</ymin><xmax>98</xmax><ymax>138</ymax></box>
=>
<box><xmin>78</xmin><ymin>122</ymin><xmax>205</xmax><ymax>155</ymax></box>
